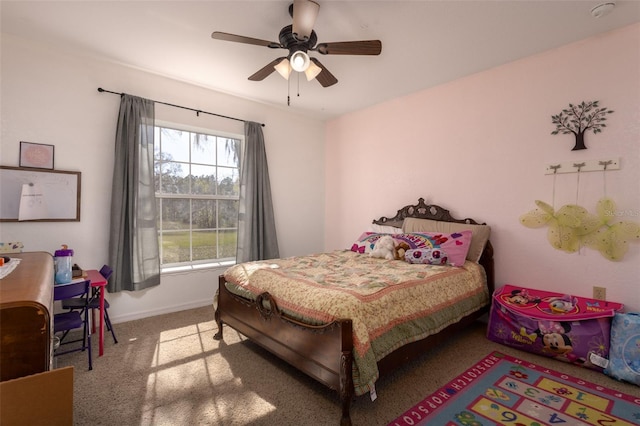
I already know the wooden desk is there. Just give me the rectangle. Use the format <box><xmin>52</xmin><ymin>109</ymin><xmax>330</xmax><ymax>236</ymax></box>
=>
<box><xmin>84</xmin><ymin>269</ymin><xmax>107</xmax><ymax>357</ymax></box>
<box><xmin>0</xmin><ymin>252</ymin><xmax>54</xmax><ymax>381</ymax></box>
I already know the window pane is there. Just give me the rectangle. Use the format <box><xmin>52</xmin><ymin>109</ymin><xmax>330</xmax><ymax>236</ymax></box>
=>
<box><xmin>217</xmin><ymin>166</ymin><xmax>239</xmax><ymax>196</ymax></box>
<box><xmin>192</xmin><ymin>199</ymin><xmax>216</xmax><ymax>229</ymax></box>
<box><xmin>158</xmin><ymin>161</ymin><xmax>189</xmax><ymax>194</ymax></box>
<box><xmin>219</xmin><ymin>200</ymin><xmax>239</xmax><ymax>228</ymax></box>
<box><xmin>161</xmin><ymin>128</ymin><xmax>190</xmax><ymax>163</ymax></box>
<box><xmin>192</xmin><ymin>133</ymin><xmax>216</xmax><ymax>165</ymax></box>
<box><xmin>161</xmin><ymin>230</ymin><xmax>191</xmax><ymax>264</ymax></box>
<box><xmin>190</xmin><ymin>164</ymin><xmax>216</xmax><ymax>195</ymax></box>
<box><xmin>219</xmin><ymin>229</ymin><xmax>237</xmax><ymax>258</ymax></box>
<box><xmin>161</xmin><ymin>199</ymin><xmax>190</xmax><ymax>229</ymax></box>
<box><xmin>218</xmin><ymin>138</ymin><xmax>240</xmax><ymax>167</ymax></box>
<box><xmin>192</xmin><ymin>230</ymin><xmax>216</xmax><ymax>261</ymax></box>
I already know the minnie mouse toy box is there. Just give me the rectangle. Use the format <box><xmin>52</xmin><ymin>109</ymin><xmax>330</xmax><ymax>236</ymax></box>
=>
<box><xmin>486</xmin><ymin>284</ymin><xmax>623</xmax><ymax>371</ymax></box>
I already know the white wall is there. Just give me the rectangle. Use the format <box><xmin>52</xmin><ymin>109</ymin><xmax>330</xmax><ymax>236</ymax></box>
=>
<box><xmin>325</xmin><ymin>24</ymin><xmax>640</xmax><ymax>312</ymax></box>
<box><xmin>0</xmin><ymin>34</ymin><xmax>325</xmax><ymax>323</ymax></box>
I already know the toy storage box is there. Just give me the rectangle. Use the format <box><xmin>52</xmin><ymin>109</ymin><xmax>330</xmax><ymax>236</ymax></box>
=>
<box><xmin>486</xmin><ymin>284</ymin><xmax>624</xmax><ymax>371</ymax></box>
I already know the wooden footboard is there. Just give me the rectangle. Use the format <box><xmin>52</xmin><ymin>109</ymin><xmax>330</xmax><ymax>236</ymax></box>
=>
<box><xmin>214</xmin><ymin>275</ymin><xmax>355</xmax><ymax>425</ymax></box>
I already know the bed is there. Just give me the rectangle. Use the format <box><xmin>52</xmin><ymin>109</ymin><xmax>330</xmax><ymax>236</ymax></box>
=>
<box><xmin>214</xmin><ymin>198</ymin><xmax>494</xmax><ymax>425</ymax></box>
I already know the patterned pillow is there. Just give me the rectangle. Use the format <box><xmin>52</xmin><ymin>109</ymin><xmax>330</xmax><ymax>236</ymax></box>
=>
<box><xmin>403</xmin><ymin>218</ymin><xmax>491</xmax><ymax>263</ymax></box>
<box><xmin>350</xmin><ymin>232</ymin><xmax>384</xmax><ymax>254</ymax></box>
<box><xmin>605</xmin><ymin>313</ymin><xmax>640</xmax><ymax>386</ymax></box>
<box><xmin>350</xmin><ymin>231</ymin><xmax>472</xmax><ymax>266</ymax></box>
<box><xmin>404</xmin><ymin>248</ymin><xmax>449</xmax><ymax>265</ymax></box>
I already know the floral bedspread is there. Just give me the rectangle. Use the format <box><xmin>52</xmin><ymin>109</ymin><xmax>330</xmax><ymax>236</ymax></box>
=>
<box><xmin>223</xmin><ymin>250</ymin><xmax>489</xmax><ymax>396</ymax></box>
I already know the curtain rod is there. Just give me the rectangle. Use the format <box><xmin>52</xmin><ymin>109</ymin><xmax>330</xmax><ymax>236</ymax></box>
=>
<box><xmin>97</xmin><ymin>88</ymin><xmax>265</xmax><ymax>127</ymax></box>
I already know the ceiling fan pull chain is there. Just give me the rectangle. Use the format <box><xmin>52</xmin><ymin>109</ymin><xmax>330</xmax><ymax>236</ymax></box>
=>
<box><xmin>287</xmin><ymin>74</ymin><xmax>291</xmax><ymax>106</ymax></box>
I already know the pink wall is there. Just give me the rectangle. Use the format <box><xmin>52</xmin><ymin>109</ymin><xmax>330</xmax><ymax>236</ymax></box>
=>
<box><xmin>325</xmin><ymin>24</ymin><xmax>640</xmax><ymax>312</ymax></box>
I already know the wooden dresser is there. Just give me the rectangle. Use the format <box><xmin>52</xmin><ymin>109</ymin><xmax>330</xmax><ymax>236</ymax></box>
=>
<box><xmin>0</xmin><ymin>251</ymin><xmax>54</xmax><ymax>381</ymax></box>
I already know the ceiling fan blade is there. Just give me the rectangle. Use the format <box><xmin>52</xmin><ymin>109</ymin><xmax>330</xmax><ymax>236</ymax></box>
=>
<box><xmin>212</xmin><ymin>31</ymin><xmax>281</xmax><ymax>48</ymax></box>
<box><xmin>310</xmin><ymin>58</ymin><xmax>338</xmax><ymax>87</ymax></box>
<box><xmin>292</xmin><ymin>0</ymin><xmax>320</xmax><ymax>41</ymax></box>
<box><xmin>315</xmin><ymin>40</ymin><xmax>382</xmax><ymax>55</ymax></box>
<box><xmin>248</xmin><ymin>57</ymin><xmax>286</xmax><ymax>81</ymax></box>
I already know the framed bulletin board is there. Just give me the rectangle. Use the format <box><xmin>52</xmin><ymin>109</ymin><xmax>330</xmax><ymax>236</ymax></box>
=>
<box><xmin>0</xmin><ymin>166</ymin><xmax>81</xmax><ymax>222</ymax></box>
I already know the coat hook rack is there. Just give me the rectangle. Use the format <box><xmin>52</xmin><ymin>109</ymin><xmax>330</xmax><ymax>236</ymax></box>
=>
<box><xmin>544</xmin><ymin>157</ymin><xmax>620</xmax><ymax>175</ymax></box>
<box><xmin>549</xmin><ymin>164</ymin><xmax>561</xmax><ymax>174</ymax></box>
<box><xmin>599</xmin><ymin>160</ymin><xmax>613</xmax><ymax>170</ymax></box>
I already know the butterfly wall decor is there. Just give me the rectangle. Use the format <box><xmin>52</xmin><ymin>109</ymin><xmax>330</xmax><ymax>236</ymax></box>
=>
<box><xmin>520</xmin><ymin>197</ymin><xmax>640</xmax><ymax>261</ymax></box>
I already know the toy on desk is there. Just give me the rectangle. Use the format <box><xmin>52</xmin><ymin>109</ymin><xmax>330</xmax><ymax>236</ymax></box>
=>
<box><xmin>72</xmin><ymin>263</ymin><xmax>83</xmax><ymax>278</ymax></box>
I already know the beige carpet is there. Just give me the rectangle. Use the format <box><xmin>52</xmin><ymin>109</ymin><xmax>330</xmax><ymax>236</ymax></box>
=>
<box><xmin>56</xmin><ymin>307</ymin><xmax>639</xmax><ymax>425</ymax></box>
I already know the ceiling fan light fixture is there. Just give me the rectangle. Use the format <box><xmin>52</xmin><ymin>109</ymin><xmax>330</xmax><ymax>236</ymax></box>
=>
<box><xmin>274</xmin><ymin>58</ymin><xmax>292</xmax><ymax>79</ymax></box>
<box><xmin>290</xmin><ymin>50</ymin><xmax>310</xmax><ymax>72</ymax></box>
<box><xmin>292</xmin><ymin>0</ymin><xmax>320</xmax><ymax>41</ymax></box>
<box><xmin>305</xmin><ymin>60</ymin><xmax>322</xmax><ymax>81</ymax></box>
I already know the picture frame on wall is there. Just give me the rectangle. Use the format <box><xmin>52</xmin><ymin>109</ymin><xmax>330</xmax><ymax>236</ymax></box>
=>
<box><xmin>19</xmin><ymin>141</ymin><xmax>55</xmax><ymax>169</ymax></box>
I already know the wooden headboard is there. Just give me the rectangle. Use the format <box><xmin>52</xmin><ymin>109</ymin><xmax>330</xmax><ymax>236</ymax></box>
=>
<box><xmin>372</xmin><ymin>197</ymin><xmax>494</xmax><ymax>293</ymax></box>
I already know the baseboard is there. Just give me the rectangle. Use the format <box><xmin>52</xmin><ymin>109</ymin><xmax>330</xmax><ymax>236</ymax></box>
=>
<box><xmin>110</xmin><ymin>299</ymin><xmax>213</xmax><ymax>324</ymax></box>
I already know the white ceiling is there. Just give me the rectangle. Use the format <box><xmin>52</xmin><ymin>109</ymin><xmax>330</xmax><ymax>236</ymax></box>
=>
<box><xmin>2</xmin><ymin>1</ymin><xmax>639</xmax><ymax>120</ymax></box>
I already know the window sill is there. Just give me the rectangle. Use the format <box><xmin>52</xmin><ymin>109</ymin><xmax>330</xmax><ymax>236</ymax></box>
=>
<box><xmin>161</xmin><ymin>260</ymin><xmax>235</xmax><ymax>275</ymax></box>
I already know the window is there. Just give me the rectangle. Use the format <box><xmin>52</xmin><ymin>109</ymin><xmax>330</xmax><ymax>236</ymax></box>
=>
<box><xmin>154</xmin><ymin>123</ymin><xmax>242</xmax><ymax>270</ymax></box>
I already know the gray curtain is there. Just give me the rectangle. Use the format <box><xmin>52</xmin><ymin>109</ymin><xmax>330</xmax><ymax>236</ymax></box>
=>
<box><xmin>108</xmin><ymin>94</ymin><xmax>160</xmax><ymax>292</ymax></box>
<box><xmin>236</xmin><ymin>121</ymin><xmax>279</xmax><ymax>262</ymax></box>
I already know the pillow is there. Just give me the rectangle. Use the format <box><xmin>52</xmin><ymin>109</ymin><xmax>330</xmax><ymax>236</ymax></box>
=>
<box><xmin>350</xmin><ymin>231</ymin><xmax>472</xmax><ymax>266</ymax></box>
<box><xmin>394</xmin><ymin>231</ymin><xmax>471</xmax><ymax>266</ymax></box>
<box><xmin>404</xmin><ymin>248</ymin><xmax>448</xmax><ymax>265</ymax></box>
<box><xmin>604</xmin><ymin>313</ymin><xmax>640</xmax><ymax>386</ymax></box>
<box><xmin>403</xmin><ymin>217</ymin><xmax>491</xmax><ymax>263</ymax></box>
<box><xmin>369</xmin><ymin>223</ymin><xmax>404</xmax><ymax>234</ymax></box>
<box><xmin>350</xmin><ymin>232</ymin><xmax>383</xmax><ymax>254</ymax></box>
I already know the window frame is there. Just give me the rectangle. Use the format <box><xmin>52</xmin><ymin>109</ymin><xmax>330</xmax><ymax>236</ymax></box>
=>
<box><xmin>154</xmin><ymin>120</ymin><xmax>243</xmax><ymax>273</ymax></box>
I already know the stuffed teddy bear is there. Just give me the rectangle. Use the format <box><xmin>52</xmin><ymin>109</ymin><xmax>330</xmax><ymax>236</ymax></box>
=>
<box><xmin>394</xmin><ymin>242</ymin><xmax>411</xmax><ymax>260</ymax></box>
<box><xmin>370</xmin><ymin>235</ymin><xmax>396</xmax><ymax>260</ymax></box>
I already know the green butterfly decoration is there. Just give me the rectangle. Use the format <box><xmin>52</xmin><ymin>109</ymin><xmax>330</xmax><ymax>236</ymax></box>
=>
<box><xmin>520</xmin><ymin>198</ymin><xmax>640</xmax><ymax>260</ymax></box>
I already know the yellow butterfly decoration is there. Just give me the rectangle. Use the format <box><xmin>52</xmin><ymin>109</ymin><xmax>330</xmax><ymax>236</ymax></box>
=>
<box><xmin>519</xmin><ymin>200</ymin><xmax>599</xmax><ymax>253</ymax></box>
<box><xmin>520</xmin><ymin>198</ymin><xmax>640</xmax><ymax>260</ymax></box>
<box><xmin>581</xmin><ymin>198</ymin><xmax>640</xmax><ymax>261</ymax></box>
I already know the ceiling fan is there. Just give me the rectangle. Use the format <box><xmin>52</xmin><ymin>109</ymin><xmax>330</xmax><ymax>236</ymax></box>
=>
<box><xmin>211</xmin><ymin>0</ymin><xmax>382</xmax><ymax>88</ymax></box>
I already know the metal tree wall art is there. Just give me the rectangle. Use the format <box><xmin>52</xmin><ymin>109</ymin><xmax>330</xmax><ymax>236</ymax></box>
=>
<box><xmin>551</xmin><ymin>101</ymin><xmax>614</xmax><ymax>150</ymax></box>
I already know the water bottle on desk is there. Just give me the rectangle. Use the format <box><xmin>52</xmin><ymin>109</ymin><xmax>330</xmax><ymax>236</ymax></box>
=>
<box><xmin>54</xmin><ymin>245</ymin><xmax>74</xmax><ymax>284</ymax></box>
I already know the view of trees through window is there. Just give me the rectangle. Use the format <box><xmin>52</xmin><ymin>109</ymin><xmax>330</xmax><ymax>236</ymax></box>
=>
<box><xmin>154</xmin><ymin>125</ymin><xmax>241</xmax><ymax>267</ymax></box>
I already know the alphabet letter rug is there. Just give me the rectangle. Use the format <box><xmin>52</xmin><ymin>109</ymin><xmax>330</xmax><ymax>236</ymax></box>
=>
<box><xmin>389</xmin><ymin>351</ymin><xmax>639</xmax><ymax>426</ymax></box>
